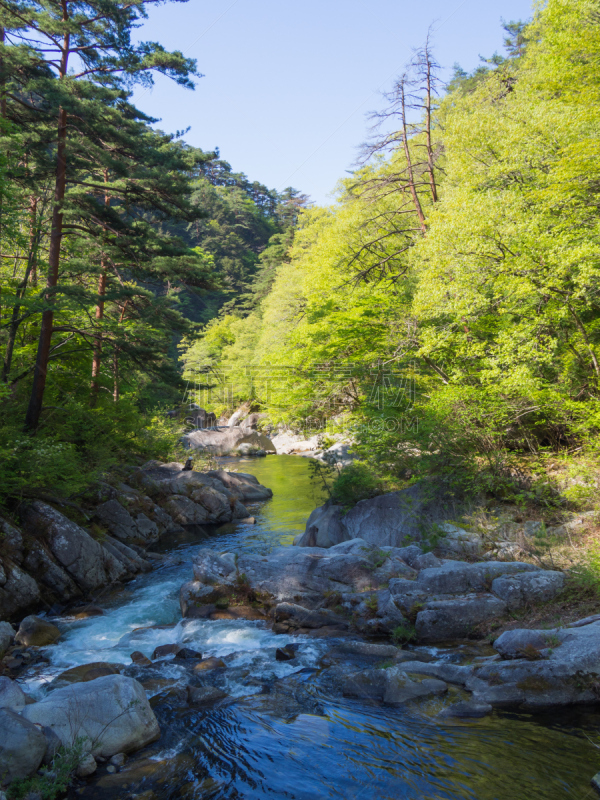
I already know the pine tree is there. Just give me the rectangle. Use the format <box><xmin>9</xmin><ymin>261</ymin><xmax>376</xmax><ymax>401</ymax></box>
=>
<box><xmin>0</xmin><ymin>0</ymin><xmax>199</xmax><ymax>429</ymax></box>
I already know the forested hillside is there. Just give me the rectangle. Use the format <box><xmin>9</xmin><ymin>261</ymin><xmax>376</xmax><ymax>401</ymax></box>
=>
<box><xmin>0</xmin><ymin>0</ymin><xmax>297</xmax><ymax>503</ymax></box>
<box><xmin>182</xmin><ymin>0</ymin><xmax>600</xmax><ymax>508</ymax></box>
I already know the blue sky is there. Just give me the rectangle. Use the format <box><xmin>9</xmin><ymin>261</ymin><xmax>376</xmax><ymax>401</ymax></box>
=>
<box><xmin>132</xmin><ymin>0</ymin><xmax>534</xmax><ymax>205</ymax></box>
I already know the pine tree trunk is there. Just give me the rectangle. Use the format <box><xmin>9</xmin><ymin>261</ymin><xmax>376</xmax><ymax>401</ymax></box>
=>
<box><xmin>2</xmin><ymin>198</ymin><xmax>39</xmax><ymax>381</ymax></box>
<box><xmin>29</xmin><ymin>196</ymin><xmax>38</xmax><ymax>287</ymax></box>
<box><xmin>24</xmin><ymin>15</ymin><xmax>69</xmax><ymax>431</ymax></box>
<box><xmin>90</xmin><ymin>172</ymin><xmax>109</xmax><ymax>406</ymax></box>
<box><xmin>24</xmin><ymin>105</ymin><xmax>67</xmax><ymax>429</ymax></box>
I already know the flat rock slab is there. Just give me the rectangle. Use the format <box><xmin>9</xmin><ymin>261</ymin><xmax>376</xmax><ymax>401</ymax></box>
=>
<box><xmin>181</xmin><ymin>537</ymin><xmax>564</xmax><ymax>644</ymax></box>
<box><xmin>469</xmin><ymin>619</ymin><xmax>600</xmax><ymax>709</ymax></box>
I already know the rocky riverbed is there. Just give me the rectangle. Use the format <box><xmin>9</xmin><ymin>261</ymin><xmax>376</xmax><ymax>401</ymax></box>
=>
<box><xmin>2</xmin><ymin>456</ymin><xmax>600</xmax><ymax>799</ymax></box>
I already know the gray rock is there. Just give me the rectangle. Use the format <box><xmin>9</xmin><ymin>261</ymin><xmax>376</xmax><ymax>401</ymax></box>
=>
<box><xmin>321</xmin><ymin>442</ymin><xmax>357</xmax><ymax>467</ymax></box>
<box><xmin>208</xmin><ymin>470</ymin><xmax>273</xmax><ymax>502</ymax></box>
<box><xmin>491</xmin><ymin>570</ymin><xmax>564</xmax><ymax>610</ymax></box>
<box><xmin>342</xmin><ymin>482</ymin><xmax>464</xmax><ymax>547</ymax></box>
<box><xmin>133</xmin><ymin>513</ymin><xmax>159</xmax><ymax>542</ymax></box>
<box><xmin>76</xmin><ymin>752</ymin><xmax>97</xmax><ymax>777</ymax></box>
<box><xmin>21</xmin><ymin>503</ymin><xmax>126</xmax><ymax>592</ymax></box>
<box><xmin>187</xmin><ymin>685</ymin><xmax>227</xmax><ymax>705</ymax></box>
<box><xmin>383</xmin><ymin>668</ymin><xmax>447</xmax><ymax>705</ymax></box>
<box><xmin>387</xmin><ymin>579</ymin><xmax>427</xmax><ymax>615</ymax></box>
<box><xmin>416</xmin><ymin>560</ymin><xmax>539</xmax><ymax>595</ymax></box>
<box><xmin>23</xmin><ymin>541</ymin><xmax>81</xmax><ymax>599</ymax></box>
<box><xmin>391</xmin><ymin>660</ymin><xmax>474</xmax><ymax>686</ymax></box>
<box><xmin>188</xmin><ymin>485</ymin><xmax>231</xmax><ymax>522</ymax></box>
<box><xmin>22</xmin><ymin>675</ymin><xmax>160</xmax><ymax>758</ymax></box>
<box><xmin>411</xmin><ymin>552</ymin><xmax>443</xmax><ymax>570</ymax></box>
<box><xmin>192</xmin><ymin>550</ymin><xmax>237</xmax><ymax>584</ymax></box>
<box><xmin>41</xmin><ymin>725</ymin><xmax>62</xmax><ymax>765</ymax></box>
<box><xmin>0</xmin><ymin>708</ymin><xmax>46</xmax><ymax>785</ymax></box>
<box><xmin>275</xmin><ymin>602</ymin><xmax>347</xmax><ymax>629</ymax></box>
<box><xmin>416</xmin><ymin>594</ymin><xmax>507</xmax><ymax>642</ymax></box>
<box><xmin>163</xmin><ymin>495</ymin><xmax>210</xmax><ymax>525</ymax></box>
<box><xmin>295</xmin><ymin>503</ymin><xmax>350</xmax><ymax>548</ymax></box>
<box><xmin>331</xmin><ymin>642</ymin><xmax>401</xmax><ymax>659</ymax></box>
<box><xmin>342</xmin><ymin>668</ymin><xmax>388</xmax><ymax>700</ymax></box>
<box><xmin>393</xmin><ymin>545</ymin><xmax>427</xmax><ymax>568</ymax></box>
<box><xmin>0</xmin><ymin>518</ymin><xmax>24</xmax><ymax>564</ymax></box>
<box><xmin>365</xmin><ymin>589</ymin><xmax>408</xmax><ymax>634</ymax></box>
<box><xmin>0</xmin><ymin>622</ymin><xmax>15</xmax><ymax>658</ymax></box>
<box><xmin>0</xmin><ymin>677</ymin><xmax>27</xmax><ymax>710</ymax></box>
<box><xmin>102</xmin><ymin>535</ymin><xmax>151</xmax><ymax>575</ymax></box>
<box><xmin>184</xmin><ymin>427</ymin><xmax>276</xmax><ymax>456</ymax></box>
<box><xmin>493</xmin><ymin>628</ymin><xmax>556</xmax><ymax>659</ymax></box>
<box><xmin>180</xmin><ymin>581</ymin><xmax>222</xmax><ymax>617</ymax></box>
<box><xmin>139</xmin><ymin>464</ymin><xmax>273</xmax><ymax>508</ymax></box>
<box><xmin>16</xmin><ymin>615</ymin><xmax>61</xmax><ymax>647</ymax></box>
<box><xmin>95</xmin><ymin>499</ymin><xmax>153</xmax><ymax>544</ymax></box>
<box><xmin>438</xmin><ymin>701</ymin><xmax>492</xmax><ymax>718</ymax></box>
<box><xmin>435</xmin><ymin>524</ymin><xmax>482</xmax><ymax>557</ymax></box>
<box><xmin>0</xmin><ymin>562</ymin><xmax>40</xmax><ymax>619</ymax></box>
<box><xmin>470</xmin><ymin>619</ymin><xmax>600</xmax><ymax>709</ymax></box>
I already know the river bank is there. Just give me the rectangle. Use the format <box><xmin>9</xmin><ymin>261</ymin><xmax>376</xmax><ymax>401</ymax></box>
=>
<box><xmin>3</xmin><ymin>456</ymin><xmax>600</xmax><ymax>800</ymax></box>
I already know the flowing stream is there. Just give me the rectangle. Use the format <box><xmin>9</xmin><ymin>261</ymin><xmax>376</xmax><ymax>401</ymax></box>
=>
<box><xmin>20</xmin><ymin>455</ymin><xmax>600</xmax><ymax>800</ymax></box>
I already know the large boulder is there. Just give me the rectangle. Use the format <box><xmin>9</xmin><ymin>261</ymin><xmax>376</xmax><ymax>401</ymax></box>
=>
<box><xmin>23</xmin><ymin>541</ymin><xmax>81</xmax><ymax>600</ymax></box>
<box><xmin>94</xmin><ymin>499</ymin><xmax>159</xmax><ymax>545</ymax></box>
<box><xmin>0</xmin><ymin>622</ymin><xmax>15</xmax><ymax>657</ymax></box>
<box><xmin>294</xmin><ymin>503</ymin><xmax>349</xmax><ymax>548</ymax></box>
<box><xmin>415</xmin><ymin>594</ymin><xmax>507</xmax><ymax>642</ymax></box>
<box><xmin>0</xmin><ymin>708</ymin><xmax>47</xmax><ymax>785</ymax></box>
<box><xmin>163</xmin><ymin>495</ymin><xmax>212</xmax><ymax>526</ymax></box>
<box><xmin>0</xmin><ymin>517</ymin><xmax>24</xmax><ymax>564</ymax></box>
<box><xmin>321</xmin><ymin>442</ymin><xmax>357</xmax><ymax>468</ymax></box>
<box><xmin>468</xmin><ymin>619</ymin><xmax>600</xmax><ymax>709</ymax></box>
<box><xmin>184</xmin><ymin>426</ymin><xmax>276</xmax><ymax>456</ymax></box>
<box><xmin>21</xmin><ymin>503</ymin><xmax>127</xmax><ymax>592</ymax></box>
<box><xmin>490</xmin><ymin>570</ymin><xmax>565</xmax><ymax>611</ymax></box>
<box><xmin>22</xmin><ymin>674</ymin><xmax>160</xmax><ymax>758</ymax></box>
<box><xmin>0</xmin><ymin>560</ymin><xmax>41</xmax><ymax>619</ymax></box>
<box><xmin>52</xmin><ymin>662</ymin><xmax>121</xmax><ymax>688</ymax></box>
<box><xmin>0</xmin><ymin>676</ymin><xmax>27</xmax><ymax>710</ymax></box>
<box><xmin>296</xmin><ymin>482</ymin><xmax>469</xmax><ymax>549</ymax></box>
<box><xmin>383</xmin><ymin>670</ymin><xmax>447</xmax><ymax>705</ymax></box>
<box><xmin>342</xmin><ymin>482</ymin><xmax>463</xmax><ymax>547</ymax></box>
<box><xmin>136</xmin><ymin>463</ymin><xmax>270</xmax><ymax>509</ymax></box>
<box><xmin>15</xmin><ymin>615</ymin><xmax>61</xmax><ymax>647</ymax></box>
<box><xmin>270</xmin><ymin>431</ymin><xmax>321</xmax><ymax>454</ymax></box>
<box><xmin>342</xmin><ymin>666</ymin><xmax>447</xmax><ymax>705</ymax></box>
<box><xmin>416</xmin><ymin>560</ymin><xmax>539</xmax><ymax>595</ymax></box>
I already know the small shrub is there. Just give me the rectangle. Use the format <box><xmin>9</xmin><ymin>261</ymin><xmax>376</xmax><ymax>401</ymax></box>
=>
<box><xmin>544</xmin><ymin>633</ymin><xmax>561</xmax><ymax>648</ymax></box>
<box><xmin>88</xmin><ymin>522</ymin><xmax>107</xmax><ymax>542</ymax></box>
<box><xmin>7</xmin><ymin>740</ymin><xmax>85</xmax><ymax>800</ymax></box>
<box><xmin>363</xmin><ymin>547</ymin><xmax>389</xmax><ymax>570</ymax></box>
<box><xmin>406</xmin><ymin>602</ymin><xmax>424</xmax><ymax>623</ymax></box>
<box><xmin>391</xmin><ymin>623</ymin><xmax>416</xmax><ymax>644</ymax></box>
<box><xmin>365</xmin><ymin>595</ymin><xmax>378</xmax><ymax>616</ymax></box>
<box><xmin>331</xmin><ymin>463</ymin><xmax>384</xmax><ymax>509</ymax></box>
<box><xmin>518</xmin><ymin>643</ymin><xmax>544</xmax><ymax>661</ymax></box>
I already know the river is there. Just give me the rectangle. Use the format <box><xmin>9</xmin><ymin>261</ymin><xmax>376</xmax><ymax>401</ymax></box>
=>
<box><xmin>20</xmin><ymin>455</ymin><xmax>600</xmax><ymax>800</ymax></box>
